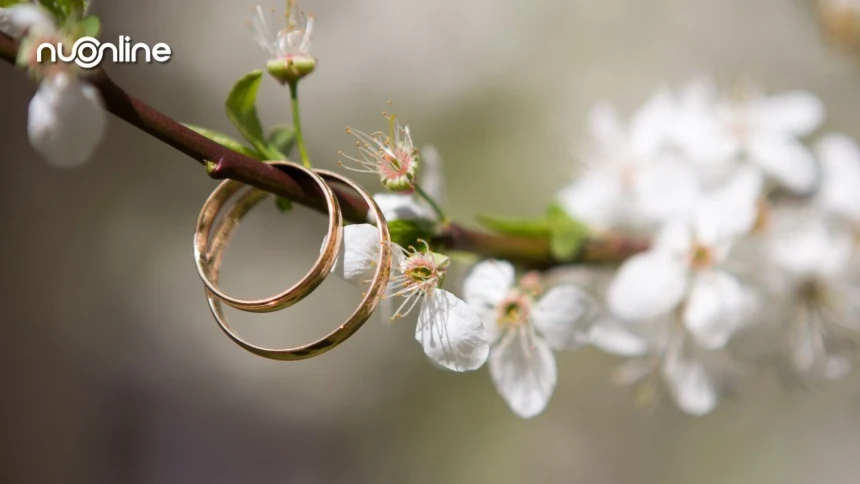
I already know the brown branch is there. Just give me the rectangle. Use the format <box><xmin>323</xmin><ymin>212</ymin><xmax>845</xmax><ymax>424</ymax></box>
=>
<box><xmin>0</xmin><ymin>32</ymin><xmax>647</xmax><ymax>268</ymax></box>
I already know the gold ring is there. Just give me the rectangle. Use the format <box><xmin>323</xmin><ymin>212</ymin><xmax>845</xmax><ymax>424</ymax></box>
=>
<box><xmin>203</xmin><ymin>169</ymin><xmax>392</xmax><ymax>360</ymax></box>
<box><xmin>193</xmin><ymin>161</ymin><xmax>343</xmax><ymax>313</ymax></box>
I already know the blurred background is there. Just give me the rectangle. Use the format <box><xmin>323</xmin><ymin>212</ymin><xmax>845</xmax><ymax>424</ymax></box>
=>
<box><xmin>3</xmin><ymin>0</ymin><xmax>860</xmax><ymax>482</ymax></box>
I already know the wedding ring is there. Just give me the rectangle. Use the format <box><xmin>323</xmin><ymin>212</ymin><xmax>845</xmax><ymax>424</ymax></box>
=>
<box><xmin>193</xmin><ymin>161</ymin><xmax>342</xmax><ymax>312</ymax></box>
<box><xmin>202</xmin><ymin>169</ymin><xmax>392</xmax><ymax>360</ymax></box>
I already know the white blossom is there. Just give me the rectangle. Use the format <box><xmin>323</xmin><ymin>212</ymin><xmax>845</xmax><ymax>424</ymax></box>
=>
<box><xmin>463</xmin><ymin>260</ymin><xmax>597</xmax><ymax>418</ymax></box>
<box><xmin>558</xmin><ymin>89</ymin><xmax>699</xmax><ymax>230</ymax></box>
<box><xmin>672</xmin><ymin>79</ymin><xmax>823</xmax><ymax>192</ymax></box>
<box><xmin>367</xmin><ymin>145</ymin><xmax>445</xmax><ymax>224</ymax></box>
<box><xmin>0</xmin><ymin>4</ymin><xmax>55</xmax><ymax>38</ymax></box>
<box><xmin>2</xmin><ymin>4</ymin><xmax>105</xmax><ymax>167</ymax></box>
<box><xmin>590</xmin><ymin>317</ymin><xmax>733</xmax><ymax>416</ymax></box>
<box><xmin>764</xmin><ymin>208</ymin><xmax>860</xmax><ymax>380</ymax></box>
<box><xmin>606</xmin><ymin>167</ymin><xmax>762</xmax><ymax>350</ymax></box>
<box><xmin>248</xmin><ymin>3</ymin><xmax>314</xmax><ymax>62</ymax></box>
<box><xmin>329</xmin><ymin>224</ymin><xmax>489</xmax><ymax>372</ymax></box>
<box><xmin>340</xmin><ymin>114</ymin><xmax>419</xmax><ymax>193</ymax></box>
<box><xmin>28</xmin><ymin>73</ymin><xmax>106</xmax><ymax>167</ymax></box>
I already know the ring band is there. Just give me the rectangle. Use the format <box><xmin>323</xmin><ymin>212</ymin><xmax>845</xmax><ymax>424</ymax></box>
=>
<box><xmin>194</xmin><ymin>161</ymin><xmax>343</xmax><ymax>313</ymax></box>
<box><xmin>202</xmin><ymin>169</ymin><xmax>392</xmax><ymax>360</ymax></box>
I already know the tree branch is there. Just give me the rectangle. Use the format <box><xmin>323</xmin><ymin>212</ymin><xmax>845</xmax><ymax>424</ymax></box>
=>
<box><xmin>0</xmin><ymin>32</ymin><xmax>647</xmax><ymax>268</ymax></box>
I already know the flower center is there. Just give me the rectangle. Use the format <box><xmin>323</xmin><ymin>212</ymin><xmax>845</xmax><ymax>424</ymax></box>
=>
<box><xmin>496</xmin><ymin>292</ymin><xmax>531</xmax><ymax>329</ymax></box>
<box><xmin>689</xmin><ymin>242</ymin><xmax>714</xmax><ymax>270</ymax></box>
<box><xmin>399</xmin><ymin>251</ymin><xmax>445</xmax><ymax>294</ymax></box>
<box><xmin>799</xmin><ymin>279</ymin><xmax>830</xmax><ymax>306</ymax></box>
<box><xmin>380</xmin><ymin>146</ymin><xmax>414</xmax><ymax>179</ymax></box>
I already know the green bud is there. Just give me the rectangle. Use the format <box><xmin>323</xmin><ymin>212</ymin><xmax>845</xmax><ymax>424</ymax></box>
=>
<box><xmin>266</xmin><ymin>55</ymin><xmax>316</xmax><ymax>84</ymax></box>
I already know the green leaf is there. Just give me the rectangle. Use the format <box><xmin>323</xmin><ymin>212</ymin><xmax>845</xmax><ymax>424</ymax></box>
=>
<box><xmin>476</xmin><ymin>214</ymin><xmax>552</xmax><ymax>237</ymax></box>
<box><xmin>0</xmin><ymin>1</ymin><xmax>25</xmax><ymax>8</ymax></box>
<box><xmin>388</xmin><ymin>219</ymin><xmax>433</xmax><ymax>249</ymax></box>
<box><xmin>36</xmin><ymin>0</ymin><xmax>84</xmax><ymax>23</ymax></box>
<box><xmin>225</xmin><ymin>70</ymin><xmax>282</xmax><ymax>160</ymax></box>
<box><xmin>184</xmin><ymin>123</ymin><xmax>265</xmax><ymax>159</ymax></box>
<box><xmin>74</xmin><ymin>15</ymin><xmax>100</xmax><ymax>38</ymax></box>
<box><xmin>546</xmin><ymin>202</ymin><xmax>590</xmax><ymax>261</ymax></box>
<box><xmin>275</xmin><ymin>197</ymin><xmax>293</xmax><ymax>213</ymax></box>
<box><xmin>266</xmin><ymin>125</ymin><xmax>295</xmax><ymax>159</ymax></box>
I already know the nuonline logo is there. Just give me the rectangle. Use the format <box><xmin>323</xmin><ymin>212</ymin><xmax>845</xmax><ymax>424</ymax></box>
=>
<box><xmin>36</xmin><ymin>36</ymin><xmax>172</xmax><ymax>69</ymax></box>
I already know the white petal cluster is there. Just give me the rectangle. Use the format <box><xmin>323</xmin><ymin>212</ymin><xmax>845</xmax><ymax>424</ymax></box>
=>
<box><xmin>248</xmin><ymin>3</ymin><xmax>314</xmax><ymax>61</ymax></box>
<box><xmin>558</xmin><ymin>79</ymin><xmax>860</xmax><ymax>415</ymax></box>
<box><xmin>1</xmin><ymin>4</ymin><xmax>105</xmax><ymax>167</ymax></box>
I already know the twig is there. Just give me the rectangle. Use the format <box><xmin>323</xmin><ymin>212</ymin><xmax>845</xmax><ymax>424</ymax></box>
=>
<box><xmin>0</xmin><ymin>32</ymin><xmax>647</xmax><ymax>268</ymax></box>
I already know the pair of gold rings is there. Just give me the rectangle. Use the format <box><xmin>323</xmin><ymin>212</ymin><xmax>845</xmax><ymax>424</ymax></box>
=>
<box><xmin>193</xmin><ymin>161</ymin><xmax>392</xmax><ymax>360</ymax></box>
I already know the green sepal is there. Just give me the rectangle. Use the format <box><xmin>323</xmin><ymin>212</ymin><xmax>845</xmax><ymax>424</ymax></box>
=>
<box><xmin>388</xmin><ymin>219</ymin><xmax>434</xmax><ymax>250</ymax></box>
<box><xmin>225</xmin><ymin>70</ymin><xmax>283</xmax><ymax>160</ymax></box>
<box><xmin>546</xmin><ymin>202</ymin><xmax>590</xmax><ymax>262</ymax></box>
<box><xmin>266</xmin><ymin>125</ymin><xmax>295</xmax><ymax>159</ymax></box>
<box><xmin>275</xmin><ymin>197</ymin><xmax>293</xmax><ymax>213</ymax></box>
<box><xmin>184</xmin><ymin>123</ymin><xmax>265</xmax><ymax>159</ymax></box>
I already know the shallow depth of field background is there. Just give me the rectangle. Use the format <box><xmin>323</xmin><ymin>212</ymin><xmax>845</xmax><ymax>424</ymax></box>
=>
<box><xmin>2</xmin><ymin>0</ymin><xmax>860</xmax><ymax>482</ymax></box>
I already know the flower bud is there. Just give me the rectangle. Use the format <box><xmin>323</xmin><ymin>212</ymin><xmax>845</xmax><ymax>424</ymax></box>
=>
<box><xmin>266</xmin><ymin>55</ymin><xmax>316</xmax><ymax>84</ymax></box>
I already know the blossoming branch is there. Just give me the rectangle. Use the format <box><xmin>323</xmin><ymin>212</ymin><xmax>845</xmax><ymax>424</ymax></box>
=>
<box><xmin>2</xmin><ymin>0</ymin><xmax>859</xmax><ymax>419</ymax></box>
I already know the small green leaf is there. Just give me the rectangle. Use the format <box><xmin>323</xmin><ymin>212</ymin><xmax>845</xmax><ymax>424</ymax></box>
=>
<box><xmin>275</xmin><ymin>197</ymin><xmax>293</xmax><ymax>213</ymax></box>
<box><xmin>36</xmin><ymin>0</ymin><xmax>84</xmax><ymax>23</ymax></box>
<box><xmin>225</xmin><ymin>70</ymin><xmax>282</xmax><ymax>160</ymax></box>
<box><xmin>266</xmin><ymin>125</ymin><xmax>295</xmax><ymax>159</ymax></box>
<box><xmin>388</xmin><ymin>219</ymin><xmax>433</xmax><ymax>249</ymax></box>
<box><xmin>74</xmin><ymin>15</ymin><xmax>100</xmax><ymax>38</ymax></box>
<box><xmin>184</xmin><ymin>123</ymin><xmax>265</xmax><ymax>159</ymax></box>
<box><xmin>546</xmin><ymin>202</ymin><xmax>590</xmax><ymax>261</ymax></box>
<box><xmin>476</xmin><ymin>214</ymin><xmax>552</xmax><ymax>237</ymax></box>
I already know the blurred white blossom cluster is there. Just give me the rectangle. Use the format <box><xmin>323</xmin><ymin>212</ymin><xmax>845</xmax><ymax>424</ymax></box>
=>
<box><xmin>336</xmin><ymin>80</ymin><xmax>860</xmax><ymax>418</ymax></box>
<box><xmin>0</xmin><ymin>2</ymin><xmax>106</xmax><ymax>167</ymax></box>
<box><xmin>565</xmin><ymin>80</ymin><xmax>860</xmax><ymax>416</ymax></box>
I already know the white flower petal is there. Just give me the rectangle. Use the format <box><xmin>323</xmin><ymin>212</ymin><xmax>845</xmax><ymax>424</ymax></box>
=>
<box><xmin>633</xmin><ymin>157</ymin><xmax>700</xmax><ymax>225</ymax></box>
<box><xmin>653</xmin><ymin>222</ymin><xmax>694</xmax><ymax>257</ymax></box>
<box><xmin>463</xmin><ymin>259</ymin><xmax>515</xmax><ymax>343</ymax></box>
<box><xmin>749</xmin><ymin>91</ymin><xmax>824</xmax><ymax>137</ymax></box>
<box><xmin>366</xmin><ymin>193</ymin><xmax>434</xmax><ymax>224</ymax></box>
<box><xmin>671</xmin><ymin>82</ymin><xmax>740</xmax><ymax>167</ymax></box>
<box><xmin>463</xmin><ymin>259</ymin><xmax>514</xmax><ymax>310</ymax></box>
<box><xmin>489</xmin><ymin>328</ymin><xmax>557</xmax><ymax>418</ymax></box>
<box><xmin>327</xmin><ymin>223</ymin><xmax>393</xmax><ymax>286</ymax></box>
<box><xmin>607</xmin><ymin>251</ymin><xmax>688</xmax><ymax>321</ymax></box>
<box><xmin>415</xmin><ymin>289</ymin><xmax>489</xmax><ymax>372</ymax></box>
<box><xmin>661</xmin><ymin>340</ymin><xmax>717</xmax><ymax>416</ymax></box>
<box><xmin>531</xmin><ymin>285</ymin><xmax>597</xmax><ymax>350</ymax></box>
<box><xmin>767</xmin><ymin>214</ymin><xmax>854</xmax><ymax>278</ymax></box>
<box><xmin>28</xmin><ymin>74</ymin><xmax>106</xmax><ymax>168</ymax></box>
<box><xmin>816</xmin><ymin>134</ymin><xmax>860</xmax><ymax>223</ymax></box>
<box><xmin>748</xmin><ymin>135</ymin><xmax>817</xmax><ymax>193</ymax></box>
<box><xmin>589</xmin><ymin>318</ymin><xmax>650</xmax><ymax>357</ymax></box>
<box><xmin>557</xmin><ymin>173</ymin><xmax>625</xmax><ymax>230</ymax></box>
<box><xmin>628</xmin><ymin>87</ymin><xmax>675</xmax><ymax>157</ymax></box>
<box><xmin>419</xmin><ymin>145</ymin><xmax>446</xmax><ymax>204</ymax></box>
<box><xmin>683</xmin><ymin>271</ymin><xmax>756</xmax><ymax>350</ymax></box>
<box><xmin>0</xmin><ymin>5</ymin><xmax>56</xmax><ymax>38</ymax></box>
<box><xmin>694</xmin><ymin>166</ymin><xmax>763</xmax><ymax>245</ymax></box>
